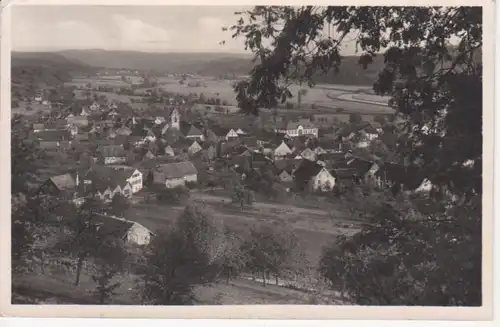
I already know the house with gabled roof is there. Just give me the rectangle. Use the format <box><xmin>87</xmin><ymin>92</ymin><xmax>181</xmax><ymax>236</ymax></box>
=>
<box><xmin>188</xmin><ymin>140</ymin><xmax>203</xmax><ymax>156</ymax></box>
<box><xmin>293</xmin><ymin>160</ymin><xmax>336</xmax><ymax>192</ymax></box>
<box><xmin>273</xmin><ymin>140</ymin><xmax>293</xmax><ymax>159</ymax></box>
<box><xmin>300</xmin><ymin>147</ymin><xmax>317</xmax><ymax>162</ymax></box>
<box><xmin>152</xmin><ymin>161</ymin><xmax>198</xmax><ymax>188</ymax></box>
<box><xmin>345</xmin><ymin>156</ymin><xmax>379</xmax><ymax>184</ymax></box>
<box><xmin>93</xmin><ymin>214</ymin><xmax>154</xmax><ymax>246</ymax></box>
<box><xmin>275</xmin><ymin>119</ymin><xmax>319</xmax><ymax>138</ymax></box>
<box><xmin>182</xmin><ymin>124</ymin><xmax>205</xmax><ymax>141</ymax></box>
<box><xmin>35</xmin><ymin>130</ymin><xmax>72</xmax><ymax>149</ymax></box>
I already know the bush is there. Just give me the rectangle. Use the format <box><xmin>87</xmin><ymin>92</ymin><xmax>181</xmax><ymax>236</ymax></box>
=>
<box><xmin>156</xmin><ymin>186</ymin><xmax>190</xmax><ymax>205</ymax></box>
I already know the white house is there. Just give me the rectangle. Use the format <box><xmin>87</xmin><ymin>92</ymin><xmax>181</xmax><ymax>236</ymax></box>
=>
<box><xmin>273</xmin><ymin>141</ymin><xmax>293</xmax><ymax>159</ymax></box>
<box><xmin>275</xmin><ymin>119</ymin><xmax>318</xmax><ymax>138</ymax></box>
<box><xmin>293</xmin><ymin>161</ymin><xmax>336</xmax><ymax>192</ymax></box>
<box><xmin>312</xmin><ymin>168</ymin><xmax>336</xmax><ymax>192</ymax></box>
<box><xmin>120</xmin><ymin>167</ymin><xmax>143</xmax><ymax>194</ymax></box>
<box><xmin>226</xmin><ymin>129</ymin><xmax>239</xmax><ymax>140</ymax></box>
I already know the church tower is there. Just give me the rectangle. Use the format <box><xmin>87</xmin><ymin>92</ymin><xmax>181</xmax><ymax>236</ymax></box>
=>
<box><xmin>170</xmin><ymin>108</ymin><xmax>180</xmax><ymax>130</ymax></box>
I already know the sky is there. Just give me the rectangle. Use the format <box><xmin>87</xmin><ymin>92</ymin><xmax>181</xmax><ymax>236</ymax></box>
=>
<box><xmin>11</xmin><ymin>5</ymin><xmax>359</xmax><ymax>54</ymax></box>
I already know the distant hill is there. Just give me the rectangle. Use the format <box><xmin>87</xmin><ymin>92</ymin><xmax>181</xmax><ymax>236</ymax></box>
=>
<box><xmin>11</xmin><ymin>52</ymin><xmax>92</xmax><ymax>99</ymax></box>
<box><xmin>56</xmin><ymin>49</ymin><xmax>382</xmax><ymax>86</ymax></box>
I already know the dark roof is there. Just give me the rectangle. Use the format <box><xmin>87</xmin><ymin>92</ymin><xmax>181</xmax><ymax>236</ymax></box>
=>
<box><xmin>346</xmin><ymin>157</ymin><xmax>375</xmax><ymax>176</ymax></box>
<box><xmin>35</xmin><ymin>130</ymin><xmax>71</xmax><ymax>142</ymax></box>
<box><xmin>274</xmin><ymin>159</ymin><xmax>301</xmax><ymax>173</ymax></box>
<box><xmin>210</xmin><ymin>125</ymin><xmax>231</xmax><ymax>137</ymax></box>
<box><xmin>98</xmin><ymin>145</ymin><xmax>126</xmax><ymax>157</ymax></box>
<box><xmin>363</xmin><ymin>126</ymin><xmax>379</xmax><ymax>134</ymax></box>
<box><xmin>185</xmin><ymin>125</ymin><xmax>203</xmax><ymax>137</ymax></box>
<box><xmin>318</xmin><ymin>152</ymin><xmax>347</xmax><ymax>162</ymax></box>
<box><xmin>153</xmin><ymin>161</ymin><xmax>198</xmax><ymax>179</ymax></box>
<box><xmin>293</xmin><ymin>160</ymin><xmax>324</xmax><ymax>182</ymax></box>
<box><xmin>84</xmin><ymin>165</ymin><xmax>137</xmax><ymax>192</ymax></box>
<box><xmin>93</xmin><ymin>214</ymin><xmax>135</xmax><ymax>239</ymax></box>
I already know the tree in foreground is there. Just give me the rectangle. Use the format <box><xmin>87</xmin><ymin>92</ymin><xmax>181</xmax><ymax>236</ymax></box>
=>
<box><xmin>227</xmin><ymin>6</ymin><xmax>482</xmax><ymax>305</ymax></box>
<box><xmin>242</xmin><ymin>223</ymin><xmax>305</xmax><ymax>287</ymax></box>
<box><xmin>319</xmin><ymin>193</ymin><xmax>481</xmax><ymax>305</ymax></box>
<box><xmin>108</xmin><ymin>194</ymin><xmax>131</xmax><ymax>217</ymax></box>
<box><xmin>141</xmin><ymin>203</ymin><xmax>228</xmax><ymax>304</ymax></box>
<box><xmin>218</xmin><ymin>230</ymin><xmax>248</xmax><ymax>284</ymax></box>
<box><xmin>91</xmin><ymin>237</ymin><xmax>127</xmax><ymax>304</ymax></box>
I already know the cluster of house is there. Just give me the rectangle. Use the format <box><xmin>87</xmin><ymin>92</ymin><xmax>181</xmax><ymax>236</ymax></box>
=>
<box><xmin>30</xmin><ymin>96</ymin><xmax>433</xmax><ymax>246</ymax></box>
<box><xmin>210</xmin><ymin>129</ymin><xmax>430</xmax><ymax>195</ymax></box>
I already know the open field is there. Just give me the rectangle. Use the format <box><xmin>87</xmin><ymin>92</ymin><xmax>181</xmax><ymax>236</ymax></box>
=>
<box><xmin>126</xmin><ymin>190</ymin><xmax>360</xmax><ymax>267</ymax></box>
<box><xmin>13</xmin><ymin>268</ymin><xmax>336</xmax><ymax>305</ymax></box>
<box><xmin>11</xmin><ymin>101</ymin><xmax>51</xmax><ymax>116</ymax></box>
<box><xmin>73</xmin><ymin>90</ymin><xmax>145</xmax><ymax>103</ymax></box>
<box><xmin>65</xmin><ymin>74</ymin><xmax>394</xmax><ymax>115</ymax></box>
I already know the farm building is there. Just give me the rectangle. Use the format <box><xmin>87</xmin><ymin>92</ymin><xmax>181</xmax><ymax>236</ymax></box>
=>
<box><xmin>293</xmin><ymin>160</ymin><xmax>336</xmax><ymax>192</ymax></box>
<box><xmin>152</xmin><ymin>161</ymin><xmax>198</xmax><ymax>188</ymax></box>
<box><xmin>34</xmin><ymin>130</ymin><xmax>72</xmax><ymax>149</ymax></box>
<box><xmin>275</xmin><ymin>119</ymin><xmax>319</xmax><ymax>138</ymax></box>
<box><xmin>94</xmin><ymin>214</ymin><xmax>154</xmax><ymax>246</ymax></box>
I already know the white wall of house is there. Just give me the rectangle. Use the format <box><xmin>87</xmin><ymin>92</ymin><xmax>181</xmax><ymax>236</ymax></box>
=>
<box><xmin>127</xmin><ymin>170</ymin><xmax>143</xmax><ymax>193</ymax></box>
<box><xmin>126</xmin><ymin>223</ymin><xmax>152</xmax><ymax>246</ymax></box>
<box><xmin>164</xmin><ymin>173</ymin><xmax>198</xmax><ymax>188</ymax></box>
<box><xmin>356</xmin><ymin>140</ymin><xmax>370</xmax><ymax>148</ymax></box>
<box><xmin>312</xmin><ymin>168</ymin><xmax>336</xmax><ymax>191</ymax></box>
<box><xmin>274</xmin><ymin>141</ymin><xmax>292</xmax><ymax>158</ymax></box>
<box><xmin>104</xmin><ymin>157</ymin><xmax>127</xmax><ymax>165</ymax></box>
<box><xmin>300</xmin><ymin>148</ymin><xmax>317</xmax><ymax>161</ymax></box>
<box><xmin>225</xmin><ymin>129</ymin><xmax>239</xmax><ymax>140</ymax></box>
<box><xmin>278</xmin><ymin>125</ymin><xmax>319</xmax><ymax>138</ymax></box>
<box><xmin>188</xmin><ymin>142</ymin><xmax>203</xmax><ymax>155</ymax></box>
<box><xmin>186</xmin><ymin>134</ymin><xmax>205</xmax><ymax>141</ymax></box>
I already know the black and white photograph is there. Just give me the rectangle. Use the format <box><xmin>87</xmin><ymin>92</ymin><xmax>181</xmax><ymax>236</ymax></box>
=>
<box><xmin>1</xmin><ymin>0</ymin><xmax>494</xmax><ymax>320</ymax></box>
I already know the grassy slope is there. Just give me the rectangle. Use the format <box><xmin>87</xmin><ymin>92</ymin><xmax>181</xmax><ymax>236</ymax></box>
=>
<box><xmin>11</xmin><ymin>52</ymin><xmax>92</xmax><ymax>99</ymax></box>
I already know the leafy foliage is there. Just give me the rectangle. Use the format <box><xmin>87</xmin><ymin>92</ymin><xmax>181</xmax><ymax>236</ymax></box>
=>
<box><xmin>227</xmin><ymin>6</ymin><xmax>482</xmax><ymax>197</ymax></box>
<box><xmin>141</xmin><ymin>203</ymin><xmax>227</xmax><ymax>304</ymax></box>
<box><xmin>320</xmin><ymin>193</ymin><xmax>481</xmax><ymax>305</ymax></box>
<box><xmin>108</xmin><ymin>194</ymin><xmax>131</xmax><ymax>217</ymax></box>
<box><xmin>242</xmin><ymin>223</ymin><xmax>306</xmax><ymax>286</ymax></box>
<box><xmin>228</xmin><ymin>6</ymin><xmax>482</xmax><ymax>305</ymax></box>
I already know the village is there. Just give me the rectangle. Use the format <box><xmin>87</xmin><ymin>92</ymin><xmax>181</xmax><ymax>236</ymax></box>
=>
<box><xmin>17</xmin><ymin>75</ymin><xmax>432</xmax><ymax>252</ymax></box>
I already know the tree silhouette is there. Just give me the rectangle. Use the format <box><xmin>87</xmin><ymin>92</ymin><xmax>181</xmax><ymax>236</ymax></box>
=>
<box><xmin>227</xmin><ymin>6</ymin><xmax>482</xmax><ymax>305</ymax></box>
